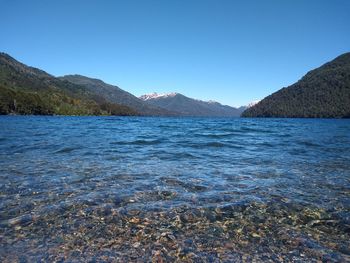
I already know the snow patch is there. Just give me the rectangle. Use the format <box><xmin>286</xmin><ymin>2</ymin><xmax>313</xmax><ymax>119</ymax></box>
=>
<box><xmin>140</xmin><ymin>92</ymin><xmax>178</xmax><ymax>100</ymax></box>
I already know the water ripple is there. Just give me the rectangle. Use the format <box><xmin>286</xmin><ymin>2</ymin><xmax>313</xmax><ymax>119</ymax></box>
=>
<box><xmin>0</xmin><ymin>116</ymin><xmax>349</xmax><ymax>261</ymax></box>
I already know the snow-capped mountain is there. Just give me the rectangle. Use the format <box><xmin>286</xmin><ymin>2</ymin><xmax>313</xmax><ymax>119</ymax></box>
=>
<box><xmin>140</xmin><ymin>92</ymin><xmax>242</xmax><ymax>117</ymax></box>
<box><xmin>139</xmin><ymin>92</ymin><xmax>178</xmax><ymax>101</ymax></box>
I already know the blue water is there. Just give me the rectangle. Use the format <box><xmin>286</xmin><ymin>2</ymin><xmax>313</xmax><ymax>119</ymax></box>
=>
<box><xmin>0</xmin><ymin>116</ymin><xmax>349</xmax><ymax>261</ymax></box>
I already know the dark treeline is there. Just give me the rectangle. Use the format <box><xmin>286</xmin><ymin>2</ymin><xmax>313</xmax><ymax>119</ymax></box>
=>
<box><xmin>0</xmin><ymin>53</ymin><xmax>138</xmax><ymax>116</ymax></box>
<box><xmin>242</xmin><ymin>52</ymin><xmax>350</xmax><ymax>118</ymax></box>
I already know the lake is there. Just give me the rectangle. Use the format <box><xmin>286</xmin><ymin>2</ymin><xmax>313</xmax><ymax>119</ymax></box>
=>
<box><xmin>0</xmin><ymin>116</ymin><xmax>349</xmax><ymax>262</ymax></box>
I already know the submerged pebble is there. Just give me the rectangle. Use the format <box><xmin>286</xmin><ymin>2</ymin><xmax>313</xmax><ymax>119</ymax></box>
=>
<box><xmin>8</xmin><ymin>214</ymin><xmax>34</xmax><ymax>227</ymax></box>
<box><xmin>0</xmin><ymin>117</ymin><xmax>349</xmax><ymax>261</ymax></box>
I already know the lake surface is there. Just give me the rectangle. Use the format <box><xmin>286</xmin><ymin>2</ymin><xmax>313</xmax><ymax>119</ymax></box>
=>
<box><xmin>0</xmin><ymin>116</ymin><xmax>349</xmax><ymax>262</ymax></box>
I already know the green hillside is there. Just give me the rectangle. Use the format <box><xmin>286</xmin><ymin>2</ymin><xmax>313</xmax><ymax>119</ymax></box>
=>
<box><xmin>0</xmin><ymin>53</ymin><xmax>138</xmax><ymax>116</ymax></box>
<box><xmin>242</xmin><ymin>52</ymin><xmax>350</xmax><ymax>118</ymax></box>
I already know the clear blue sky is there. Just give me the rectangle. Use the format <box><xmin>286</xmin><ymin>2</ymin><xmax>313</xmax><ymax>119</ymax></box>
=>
<box><xmin>1</xmin><ymin>0</ymin><xmax>349</xmax><ymax>107</ymax></box>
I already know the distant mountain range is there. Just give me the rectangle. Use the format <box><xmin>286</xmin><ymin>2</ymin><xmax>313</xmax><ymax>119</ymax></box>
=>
<box><xmin>1</xmin><ymin>51</ymin><xmax>349</xmax><ymax>118</ymax></box>
<box><xmin>59</xmin><ymin>75</ymin><xmax>175</xmax><ymax>116</ymax></box>
<box><xmin>0</xmin><ymin>53</ymin><xmax>139</xmax><ymax>116</ymax></box>
<box><xmin>0</xmin><ymin>52</ymin><xmax>242</xmax><ymax>117</ymax></box>
<box><xmin>140</xmin><ymin>92</ymin><xmax>243</xmax><ymax>117</ymax></box>
<box><xmin>242</xmin><ymin>52</ymin><xmax>350</xmax><ymax>118</ymax></box>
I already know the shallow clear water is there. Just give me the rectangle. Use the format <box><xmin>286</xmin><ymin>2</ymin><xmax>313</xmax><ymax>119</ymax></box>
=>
<box><xmin>0</xmin><ymin>116</ymin><xmax>349</xmax><ymax>262</ymax></box>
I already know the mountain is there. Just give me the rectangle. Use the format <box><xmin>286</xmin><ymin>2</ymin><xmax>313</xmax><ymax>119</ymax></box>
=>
<box><xmin>246</xmin><ymin>100</ymin><xmax>260</xmax><ymax>108</ymax></box>
<box><xmin>242</xmin><ymin>53</ymin><xmax>350</xmax><ymax>118</ymax></box>
<box><xmin>0</xmin><ymin>52</ymin><xmax>138</xmax><ymax>116</ymax></box>
<box><xmin>60</xmin><ymin>75</ymin><xmax>176</xmax><ymax>116</ymax></box>
<box><xmin>140</xmin><ymin>92</ymin><xmax>178</xmax><ymax>101</ymax></box>
<box><xmin>236</xmin><ymin>100</ymin><xmax>260</xmax><ymax>113</ymax></box>
<box><xmin>140</xmin><ymin>92</ymin><xmax>242</xmax><ymax>117</ymax></box>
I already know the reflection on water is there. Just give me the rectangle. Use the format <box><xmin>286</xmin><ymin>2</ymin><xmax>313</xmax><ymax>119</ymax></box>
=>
<box><xmin>0</xmin><ymin>116</ymin><xmax>349</xmax><ymax>261</ymax></box>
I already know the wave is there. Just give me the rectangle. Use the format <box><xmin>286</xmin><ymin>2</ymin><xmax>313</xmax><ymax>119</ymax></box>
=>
<box><xmin>54</xmin><ymin>147</ymin><xmax>79</xmax><ymax>154</ymax></box>
<box><xmin>110</xmin><ymin>139</ymin><xmax>163</xmax><ymax>146</ymax></box>
<box><xmin>193</xmin><ymin>133</ymin><xmax>235</xmax><ymax>138</ymax></box>
<box><xmin>240</xmin><ymin>126</ymin><xmax>274</xmax><ymax>133</ymax></box>
<box><xmin>185</xmin><ymin>142</ymin><xmax>244</xmax><ymax>149</ymax></box>
<box><xmin>297</xmin><ymin>140</ymin><xmax>322</xmax><ymax>147</ymax></box>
